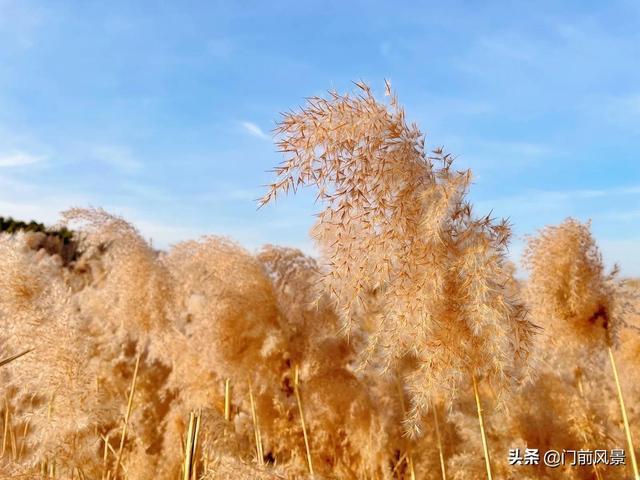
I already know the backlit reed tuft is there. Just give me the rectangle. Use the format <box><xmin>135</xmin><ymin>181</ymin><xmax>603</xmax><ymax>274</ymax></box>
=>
<box><xmin>260</xmin><ymin>83</ymin><xmax>536</xmax><ymax>434</ymax></box>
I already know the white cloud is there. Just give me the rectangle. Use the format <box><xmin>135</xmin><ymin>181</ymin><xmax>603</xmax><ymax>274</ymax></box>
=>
<box><xmin>595</xmin><ymin>209</ymin><xmax>640</xmax><ymax>223</ymax></box>
<box><xmin>241</xmin><ymin>121</ymin><xmax>269</xmax><ymax>140</ymax></box>
<box><xmin>0</xmin><ymin>193</ymin><xmax>88</xmax><ymax>225</ymax></box>
<box><xmin>90</xmin><ymin>144</ymin><xmax>142</xmax><ymax>173</ymax></box>
<box><xmin>133</xmin><ymin>219</ymin><xmax>206</xmax><ymax>248</ymax></box>
<box><xmin>477</xmin><ymin>184</ymin><xmax>640</xmax><ymax>215</ymax></box>
<box><xmin>448</xmin><ymin>139</ymin><xmax>556</xmax><ymax>173</ymax></box>
<box><xmin>119</xmin><ymin>182</ymin><xmax>173</xmax><ymax>203</ymax></box>
<box><xmin>0</xmin><ymin>151</ymin><xmax>45</xmax><ymax>167</ymax></box>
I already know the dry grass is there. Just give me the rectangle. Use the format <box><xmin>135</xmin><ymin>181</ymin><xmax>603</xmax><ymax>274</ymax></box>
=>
<box><xmin>260</xmin><ymin>83</ymin><xmax>535</xmax><ymax>434</ymax></box>
<box><xmin>0</xmin><ymin>84</ymin><xmax>637</xmax><ymax>479</ymax></box>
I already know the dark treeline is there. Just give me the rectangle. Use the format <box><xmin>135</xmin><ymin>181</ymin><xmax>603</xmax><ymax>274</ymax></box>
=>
<box><xmin>0</xmin><ymin>216</ymin><xmax>74</xmax><ymax>244</ymax></box>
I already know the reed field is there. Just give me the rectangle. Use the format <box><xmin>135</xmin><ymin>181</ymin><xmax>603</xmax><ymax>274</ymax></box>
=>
<box><xmin>0</xmin><ymin>84</ymin><xmax>639</xmax><ymax>480</ymax></box>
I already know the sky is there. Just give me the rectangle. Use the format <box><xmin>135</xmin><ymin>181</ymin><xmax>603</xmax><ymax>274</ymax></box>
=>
<box><xmin>0</xmin><ymin>0</ymin><xmax>639</xmax><ymax>275</ymax></box>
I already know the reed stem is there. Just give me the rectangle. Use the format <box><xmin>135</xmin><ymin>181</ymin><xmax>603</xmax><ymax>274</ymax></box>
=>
<box><xmin>101</xmin><ymin>433</ymin><xmax>110</xmax><ymax>480</ymax></box>
<box><xmin>9</xmin><ymin>415</ymin><xmax>16</xmax><ymax>460</ymax></box>
<box><xmin>407</xmin><ymin>455</ymin><xmax>416</xmax><ymax>480</ymax></box>
<box><xmin>248</xmin><ymin>381</ymin><xmax>264</xmax><ymax>465</ymax></box>
<box><xmin>294</xmin><ymin>365</ymin><xmax>314</xmax><ymax>476</ymax></box>
<box><xmin>608</xmin><ymin>345</ymin><xmax>639</xmax><ymax>479</ymax></box>
<box><xmin>224</xmin><ymin>379</ymin><xmax>231</xmax><ymax>422</ymax></box>
<box><xmin>183</xmin><ymin>412</ymin><xmax>195</xmax><ymax>480</ymax></box>
<box><xmin>0</xmin><ymin>348</ymin><xmax>33</xmax><ymax>368</ymax></box>
<box><xmin>432</xmin><ymin>403</ymin><xmax>447</xmax><ymax>480</ymax></box>
<box><xmin>191</xmin><ymin>411</ymin><xmax>202</xmax><ymax>480</ymax></box>
<box><xmin>183</xmin><ymin>411</ymin><xmax>202</xmax><ymax>480</ymax></box>
<box><xmin>472</xmin><ymin>374</ymin><xmax>493</xmax><ymax>480</ymax></box>
<box><xmin>114</xmin><ymin>352</ymin><xmax>141</xmax><ymax>479</ymax></box>
<box><xmin>18</xmin><ymin>418</ymin><xmax>29</xmax><ymax>460</ymax></box>
<box><xmin>2</xmin><ymin>401</ymin><xmax>9</xmax><ymax>457</ymax></box>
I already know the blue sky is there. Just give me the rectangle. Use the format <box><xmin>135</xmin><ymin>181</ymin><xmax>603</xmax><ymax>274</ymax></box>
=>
<box><xmin>0</xmin><ymin>0</ymin><xmax>639</xmax><ymax>275</ymax></box>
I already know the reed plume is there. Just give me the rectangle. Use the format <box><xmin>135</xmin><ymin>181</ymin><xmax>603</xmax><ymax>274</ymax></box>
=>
<box><xmin>524</xmin><ymin>217</ymin><xmax>638</xmax><ymax>479</ymax></box>
<box><xmin>260</xmin><ymin>83</ymin><xmax>536</xmax><ymax>436</ymax></box>
<box><xmin>0</xmin><ymin>85</ymin><xmax>638</xmax><ymax>480</ymax></box>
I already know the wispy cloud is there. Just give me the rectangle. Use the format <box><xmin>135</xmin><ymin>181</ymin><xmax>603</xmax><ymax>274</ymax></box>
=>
<box><xmin>0</xmin><ymin>151</ymin><xmax>45</xmax><ymax>167</ymax></box>
<box><xmin>595</xmin><ymin>209</ymin><xmax>640</xmax><ymax>223</ymax></box>
<box><xmin>89</xmin><ymin>144</ymin><xmax>142</xmax><ymax>173</ymax></box>
<box><xmin>118</xmin><ymin>182</ymin><xmax>173</xmax><ymax>203</ymax></box>
<box><xmin>241</xmin><ymin>121</ymin><xmax>270</xmax><ymax>140</ymax></box>
<box><xmin>479</xmin><ymin>140</ymin><xmax>554</xmax><ymax>157</ymax></box>
<box><xmin>474</xmin><ymin>184</ymin><xmax>640</xmax><ymax>227</ymax></box>
<box><xmin>478</xmin><ymin>184</ymin><xmax>640</xmax><ymax>210</ymax></box>
<box><xmin>133</xmin><ymin>218</ymin><xmax>206</xmax><ymax>248</ymax></box>
<box><xmin>451</xmin><ymin>139</ymin><xmax>556</xmax><ymax>173</ymax></box>
<box><xmin>477</xmin><ymin>34</ymin><xmax>535</xmax><ymax>63</ymax></box>
<box><xmin>0</xmin><ymin>193</ymin><xmax>89</xmax><ymax>225</ymax></box>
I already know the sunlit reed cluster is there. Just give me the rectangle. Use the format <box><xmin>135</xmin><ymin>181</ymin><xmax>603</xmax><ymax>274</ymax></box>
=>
<box><xmin>0</xmin><ymin>84</ymin><xmax>637</xmax><ymax>480</ymax></box>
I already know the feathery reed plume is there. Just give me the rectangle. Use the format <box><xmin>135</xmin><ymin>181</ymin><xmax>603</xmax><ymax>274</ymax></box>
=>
<box><xmin>258</xmin><ymin>245</ymin><xmax>404</xmax><ymax>479</ymax></box>
<box><xmin>260</xmin><ymin>83</ymin><xmax>535</xmax><ymax>448</ymax></box>
<box><xmin>59</xmin><ymin>208</ymin><xmax>175</xmax><ymax>477</ymax></box>
<box><xmin>1</xmin><ymin>92</ymin><xmax>640</xmax><ymax>480</ymax></box>
<box><xmin>523</xmin><ymin>218</ymin><xmax>620</xmax><ymax>349</ymax></box>
<box><xmin>524</xmin><ymin>217</ymin><xmax>638</xmax><ymax>479</ymax></box>
<box><xmin>161</xmin><ymin>237</ymin><xmax>287</xmax><ymax>472</ymax></box>
<box><xmin>0</xmin><ymin>230</ymin><xmax>117</xmax><ymax>477</ymax></box>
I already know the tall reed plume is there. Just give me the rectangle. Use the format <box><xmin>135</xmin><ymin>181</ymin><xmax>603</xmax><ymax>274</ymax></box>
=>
<box><xmin>260</xmin><ymin>82</ymin><xmax>536</xmax><ymax>437</ymax></box>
